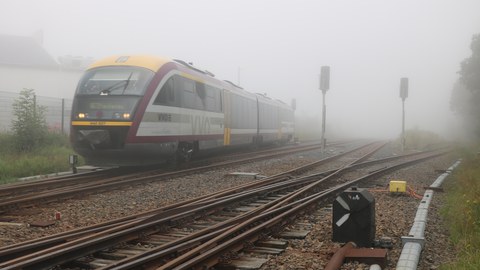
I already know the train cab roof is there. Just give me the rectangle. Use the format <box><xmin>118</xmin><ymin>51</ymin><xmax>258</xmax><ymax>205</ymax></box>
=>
<box><xmin>87</xmin><ymin>55</ymin><xmax>218</xmax><ymax>83</ymax></box>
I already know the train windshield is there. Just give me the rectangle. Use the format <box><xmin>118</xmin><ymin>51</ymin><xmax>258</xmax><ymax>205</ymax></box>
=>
<box><xmin>77</xmin><ymin>67</ymin><xmax>154</xmax><ymax>96</ymax></box>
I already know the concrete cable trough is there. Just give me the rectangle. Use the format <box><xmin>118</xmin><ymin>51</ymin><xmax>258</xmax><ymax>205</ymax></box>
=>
<box><xmin>396</xmin><ymin>160</ymin><xmax>462</xmax><ymax>270</ymax></box>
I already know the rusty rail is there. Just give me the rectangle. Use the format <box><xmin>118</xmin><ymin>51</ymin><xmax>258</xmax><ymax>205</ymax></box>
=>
<box><xmin>0</xmin><ymin>143</ymin><xmax>448</xmax><ymax>270</ymax></box>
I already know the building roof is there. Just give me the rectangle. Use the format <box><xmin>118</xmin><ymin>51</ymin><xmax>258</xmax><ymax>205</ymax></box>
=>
<box><xmin>0</xmin><ymin>34</ymin><xmax>59</xmax><ymax>69</ymax></box>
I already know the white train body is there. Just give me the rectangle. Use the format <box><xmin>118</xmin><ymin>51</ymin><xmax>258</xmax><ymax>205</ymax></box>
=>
<box><xmin>71</xmin><ymin>56</ymin><xmax>294</xmax><ymax>165</ymax></box>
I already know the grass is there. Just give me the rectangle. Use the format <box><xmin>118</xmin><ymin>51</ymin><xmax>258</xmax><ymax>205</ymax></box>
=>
<box><xmin>441</xmin><ymin>146</ymin><xmax>480</xmax><ymax>269</ymax></box>
<box><xmin>0</xmin><ymin>132</ymin><xmax>82</xmax><ymax>184</ymax></box>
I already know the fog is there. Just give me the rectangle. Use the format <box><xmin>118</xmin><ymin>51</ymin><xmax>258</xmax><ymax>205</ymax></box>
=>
<box><xmin>1</xmin><ymin>0</ymin><xmax>479</xmax><ymax>139</ymax></box>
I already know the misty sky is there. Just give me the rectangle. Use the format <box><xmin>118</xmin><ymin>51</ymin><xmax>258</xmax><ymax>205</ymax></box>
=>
<box><xmin>1</xmin><ymin>0</ymin><xmax>479</xmax><ymax>139</ymax></box>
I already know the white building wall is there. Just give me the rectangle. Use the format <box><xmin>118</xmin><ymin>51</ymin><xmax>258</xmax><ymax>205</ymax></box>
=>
<box><xmin>0</xmin><ymin>66</ymin><xmax>80</xmax><ymax>133</ymax></box>
<box><xmin>0</xmin><ymin>66</ymin><xmax>82</xmax><ymax>98</ymax></box>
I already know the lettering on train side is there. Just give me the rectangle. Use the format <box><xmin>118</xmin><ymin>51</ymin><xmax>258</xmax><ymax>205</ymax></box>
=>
<box><xmin>190</xmin><ymin>115</ymin><xmax>211</xmax><ymax>134</ymax></box>
<box><xmin>158</xmin><ymin>113</ymin><xmax>172</xmax><ymax>122</ymax></box>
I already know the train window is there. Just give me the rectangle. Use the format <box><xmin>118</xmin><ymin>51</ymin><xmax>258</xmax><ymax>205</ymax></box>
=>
<box><xmin>196</xmin><ymin>82</ymin><xmax>206</xmax><ymax>99</ymax></box>
<box><xmin>204</xmin><ymin>84</ymin><xmax>221</xmax><ymax>112</ymax></box>
<box><xmin>195</xmin><ymin>82</ymin><xmax>207</xmax><ymax>110</ymax></box>
<box><xmin>153</xmin><ymin>76</ymin><xmax>176</xmax><ymax>106</ymax></box>
<box><xmin>229</xmin><ymin>94</ymin><xmax>257</xmax><ymax>129</ymax></box>
<box><xmin>153</xmin><ymin>75</ymin><xmax>223</xmax><ymax>112</ymax></box>
<box><xmin>206</xmin><ymin>87</ymin><xmax>214</xmax><ymax>98</ymax></box>
<box><xmin>183</xmin><ymin>79</ymin><xmax>195</xmax><ymax>93</ymax></box>
<box><xmin>77</xmin><ymin>67</ymin><xmax>154</xmax><ymax>96</ymax></box>
<box><xmin>259</xmin><ymin>103</ymin><xmax>278</xmax><ymax>129</ymax></box>
<box><xmin>180</xmin><ymin>77</ymin><xmax>195</xmax><ymax>109</ymax></box>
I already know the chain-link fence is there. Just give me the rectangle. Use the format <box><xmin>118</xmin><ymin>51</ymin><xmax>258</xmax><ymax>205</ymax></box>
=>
<box><xmin>0</xmin><ymin>90</ymin><xmax>72</xmax><ymax>134</ymax></box>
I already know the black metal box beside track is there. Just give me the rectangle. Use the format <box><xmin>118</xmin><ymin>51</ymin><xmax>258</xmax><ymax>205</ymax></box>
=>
<box><xmin>332</xmin><ymin>187</ymin><xmax>375</xmax><ymax>247</ymax></box>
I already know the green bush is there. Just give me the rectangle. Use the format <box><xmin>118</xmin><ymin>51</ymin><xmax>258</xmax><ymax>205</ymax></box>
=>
<box><xmin>11</xmin><ymin>88</ymin><xmax>48</xmax><ymax>152</ymax></box>
<box><xmin>0</xmin><ymin>132</ymin><xmax>15</xmax><ymax>153</ymax></box>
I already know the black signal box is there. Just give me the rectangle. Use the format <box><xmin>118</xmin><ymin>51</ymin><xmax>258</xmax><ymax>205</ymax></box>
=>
<box><xmin>332</xmin><ymin>187</ymin><xmax>375</xmax><ymax>247</ymax></box>
<box><xmin>400</xmin><ymin>77</ymin><xmax>408</xmax><ymax>100</ymax></box>
<box><xmin>320</xmin><ymin>66</ymin><xmax>330</xmax><ymax>91</ymax></box>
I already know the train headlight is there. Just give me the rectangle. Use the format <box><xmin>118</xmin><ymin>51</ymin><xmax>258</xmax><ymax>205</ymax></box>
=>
<box><xmin>77</xmin><ymin>113</ymin><xmax>87</xmax><ymax>119</ymax></box>
<box><xmin>113</xmin><ymin>112</ymin><xmax>130</xmax><ymax>119</ymax></box>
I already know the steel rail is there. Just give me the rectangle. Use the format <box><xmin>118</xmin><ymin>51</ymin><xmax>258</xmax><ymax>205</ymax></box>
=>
<box><xmin>0</xmin><ymin>144</ymin><xmax>444</xmax><ymax>268</ymax></box>
<box><xmin>0</xmin><ymin>141</ymin><xmax>350</xmax><ymax>201</ymax></box>
<box><xmin>82</xmin><ymin>143</ymin><xmax>392</xmax><ymax>270</ymax></box>
<box><xmin>0</xmin><ymin>142</ymin><xmax>368</xmax><ymax>265</ymax></box>
<box><xmin>0</xmin><ymin>142</ymin><xmax>359</xmax><ymax>261</ymax></box>
<box><xmin>0</xmin><ymin>146</ymin><xmax>446</xmax><ymax>269</ymax></box>
<box><xmin>0</xmin><ymin>142</ymin><xmax>380</xmax><ymax>269</ymax></box>
<box><xmin>79</xmin><ymin>142</ymin><xmax>393</xmax><ymax>270</ymax></box>
<box><xmin>0</xmin><ymin>168</ymin><xmax>116</xmax><ymax>197</ymax></box>
<box><xmin>0</xmin><ymin>142</ymin><xmax>334</xmax><ymax>212</ymax></box>
<box><xmin>162</xmin><ymin>150</ymin><xmax>448</xmax><ymax>269</ymax></box>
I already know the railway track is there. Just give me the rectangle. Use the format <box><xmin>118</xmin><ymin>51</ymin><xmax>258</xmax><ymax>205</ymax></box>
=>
<box><xmin>0</xmin><ymin>141</ymin><xmax>344</xmax><ymax>213</ymax></box>
<box><xmin>0</xmin><ymin>142</ymin><xmax>449</xmax><ymax>269</ymax></box>
<box><xmin>0</xmin><ymin>141</ymin><xmax>371</xmax><ymax>261</ymax></box>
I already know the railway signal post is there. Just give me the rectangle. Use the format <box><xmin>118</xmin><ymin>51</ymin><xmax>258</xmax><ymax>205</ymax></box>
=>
<box><xmin>320</xmin><ymin>66</ymin><xmax>330</xmax><ymax>151</ymax></box>
<box><xmin>399</xmin><ymin>78</ymin><xmax>408</xmax><ymax>152</ymax></box>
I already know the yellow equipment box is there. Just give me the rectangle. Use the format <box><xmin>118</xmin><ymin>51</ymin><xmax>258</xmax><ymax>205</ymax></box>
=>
<box><xmin>389</xmin><ymin>180</ymin><xmax>407</xmax><ymax>193</ymax></box>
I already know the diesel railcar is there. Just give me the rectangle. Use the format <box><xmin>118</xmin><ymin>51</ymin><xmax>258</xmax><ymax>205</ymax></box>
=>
<box><xmin>70</xmin><ymin>55</ymin><xmax>294</xmax><ymax>166</ymax></box>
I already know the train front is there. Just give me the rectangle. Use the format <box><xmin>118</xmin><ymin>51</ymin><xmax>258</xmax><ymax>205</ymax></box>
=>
<box><xmin>70</xmin><ymin>59</ymin><xmax>155</xmax><ymax>166</ymax></box>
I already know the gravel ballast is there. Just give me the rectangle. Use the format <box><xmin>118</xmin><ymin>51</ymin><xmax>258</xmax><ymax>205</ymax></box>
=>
<box><xmin>0</xmin><ymin>144</ymin><xmax>459</xmax><ymax>270</ymax></box>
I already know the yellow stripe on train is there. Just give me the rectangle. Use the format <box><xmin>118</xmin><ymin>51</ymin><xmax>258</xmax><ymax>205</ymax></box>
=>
<box><xmin>71</xmin><ymin>121</ymin><xmax>133</xmax><ymax>127</ymax></box>
<box><xmin>87</xmin><ymin>55</ymin><xmax>171</xmax><ymax>72</ymax></box>
<box><xmin>224</xmin><ymin>128</ymin><xmax>231</xmax><ymax>146</ymax></box>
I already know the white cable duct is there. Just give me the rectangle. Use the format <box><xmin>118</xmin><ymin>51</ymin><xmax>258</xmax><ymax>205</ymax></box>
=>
<box><xmin>396</xmin><ymin>160</ymin><xmax>461</xmax><ymax>270</ymax></box>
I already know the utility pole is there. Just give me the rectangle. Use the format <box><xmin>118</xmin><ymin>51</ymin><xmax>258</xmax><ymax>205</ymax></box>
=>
<box><xmin>320</xmin><ymin>66</ymin><xmax>330</xmax><ymax>151</ymax></box>
<box><xmin>399</xmin><ymin>78</ymin><xmax>408</xmax><ymax>152</ymax></box>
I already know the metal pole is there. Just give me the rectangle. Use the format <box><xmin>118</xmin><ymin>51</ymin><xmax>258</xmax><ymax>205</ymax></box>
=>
<box><xmin>399</xmin><ymin>77</ymin><xmax>408</xmax><ymax>152</ymax></box>
<box><xmin>319</xmin><ymin>66</ymin><xmax>330</xmax><ymax>151</ymax></box>
<box><xmin>402</xmin><ymin>99</ymin><xmax>405</xmax><ymax>152</ymax></box>
<box><xmin>321</xmin><ymin>90</ymin><xmax>326</xmax><ymax>150</ymax></box>
<box><xmin>61</xmin><ymin>98</ymin><xmax>65</xmax><ymax>134</ymax></box>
